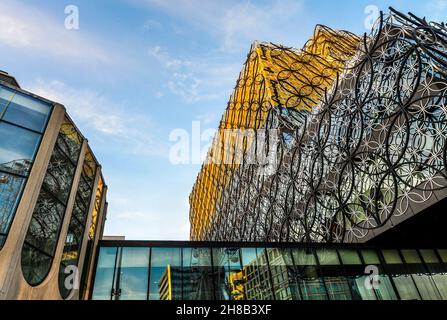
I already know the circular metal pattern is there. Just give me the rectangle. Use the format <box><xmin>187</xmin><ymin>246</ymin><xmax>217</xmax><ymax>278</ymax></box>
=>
<box><xmin>190</xmin><ymin>9</ymin><xmax>447</xmax><ymax>243</ymax></box>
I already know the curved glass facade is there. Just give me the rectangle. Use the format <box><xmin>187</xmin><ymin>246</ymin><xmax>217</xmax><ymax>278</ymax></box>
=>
<box><xmin>58</xmin><ymin>150</ymin><xmax>97</xmax><ymax>298</ymax></box>
<box><xmin>92</xmin><ymin>242</ymin><xmax>447</xmax><ymax>301</ymax></box>
<box><xmin>0</xmin><ymin>84</ymin><xmax>52</xmax><ymax>249</ymax></box>
<box><xmin>21</xmin><ymin>118</ymin><xmax>82</xmax><ymax>286</ymax></box>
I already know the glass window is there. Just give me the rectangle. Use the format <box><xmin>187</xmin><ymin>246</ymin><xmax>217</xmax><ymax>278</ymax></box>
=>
<box><xmin>25</xmin><ymin>190</ymin><xmax>66</xmax><ymax>255</ymax></box>
<box><xmin>58</xmin><ymin>150</ymin><xmax>97</xmax><ymax>299</ymax></box>
<box><xmin>337</xmin><ymin>249</ymin><xmax>375</xmax><ymax>300</ymax></box>
<box><xmin>21</xmin><ymin>119</ymin><xmax>82</xmax><ymax>286</ymax></box>
<box><xmin>0</xmin><ymin>122</ymin><xmax>41</xmax><ymax>176</ymax></box>
<box><xmin>21</xmin><ymin>243</ymin><xmax>53</xmax><ymax>286</ymax></box>
<box><xmin>0</xmin><ymin>173</ymin><xmax>25</xmax><ymax>243</ymax></box>
<box><xmin>92</xmin><ymin>247</ymin><xmax>118</xmax><ymax>300</ymax></box>
<box><xmin>182</xmin><ymin>248</ymin><xmax>214</xmax><ymax>300</ymax></box>
<box><xmin>42</xmin><ymin>146</ymin><xmax>76</xmax><ymax>204</ymax></box>
<box><xmin>292</xmin><ymin>248</ymin><xmax>317</xmax><ymax>265</ymax></box>
<box><xmin>419</xmin><ymin>250</ymin><xmax>439</xmax><ymax>264</ymax></box>
<box><xmin>0</xmin><ymin>85</ymin><xmax>52</xmax><ymax>251</ymax></box>
<box><xmin>241</xmin><ymin>248</ymin><xmax>273</xmax><ymax>300</ymax></box>
<box><xmin>212</xmin><ymin>248</ymin><xmax>243</xmax><ymax>300</ymax></box>
<box><xmin>392</xmin><ymin>275</ymin><xmax>421</xmax><ymax>300</ymax></box>
<box><xmin>382</xmin><ymin>250</ymin><xmax>403</xmax><ymax>264</ymax></box>
<box><xmin>338</xmin><ymin>249</ymin><xmax>362</xmax><ymax>265</ymax></box>
<box><xmin>119</xmin><ymin>247</ymin><xmax>150</xmax><ymax>300</ymax></box>
<box><xmin>2</xmin><ymin>91</ymin><xmax>51</xmax><ymax>133</ymax></box>
<box><xmin>316</xmin><ymin>249</ymin><xmax>340</xmax><ymax>265</ymax></box>
<box><xmin>374</xmin><ymin>275</ymin><xmax>399</xmax><ymax>300</ymax></box>
<box><xmin>267</xmin><ymin>248</ymin><xmax>301</xmax><ymax>300</ymax></box>
<box><xmin>0</xmin><ymin>86</ymin><xmax>15</xmax><ymax>115</ymax></box>
<box><xmin>316</xmin><ymin>249</ymin><xmax>352</xmax><ymax>300</ymax></box>
<box><xmin>437</xmin><ymin>249</ymin><xmax>447</xmax><ymax>263</ymax></box>
<box><xmin>361</xmin><ymin>250</ymin><xmax>381</xmax><ymax>264</ymax></box>
<box><xmin>57</xmin><ymin>121</ymin><xmax>82</xmax><ymax>164</ymax></box>
<box><xmin>401</xmin><ymin>250</ymin><xmax>421</xmax><ymax>264</ymax></box>
<box><xmin>290</xmin><ymin>249</ymin><xmax>327</xmax><ymax>300</ymax></box>
<box><xmin>149</xmin><ymin>248</ymin><xmax>181</xmax><ymax>300</ymax></box>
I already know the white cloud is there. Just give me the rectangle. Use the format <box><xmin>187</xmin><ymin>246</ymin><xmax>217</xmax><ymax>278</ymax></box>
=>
<box><xmin>28</xmin><ymin>80</ymin><xmax>168</xmax><ymax>158</ymax></box>
<box><xmin>136</xmin><ymin>0</ymin><xmax>304</xmax><ymax>52</ymax></box>
<box><xmin>0</xmin><ymin>0</ymin><xmax>109</xmax><ymax>63</ymax></box>
<box><xmin>196</xmin><ymin>112</ymin><xmax>216</xmax><ymax>125</ymax></box>
<box><xmin>149</xmin><ymin>45</ymin><xmax>239</xmax><ymax>103</ymax></box>
<box><xmin>149</xmin><ymin>46</ymin><xmax>192</xmax><ymax>69</ymax></box>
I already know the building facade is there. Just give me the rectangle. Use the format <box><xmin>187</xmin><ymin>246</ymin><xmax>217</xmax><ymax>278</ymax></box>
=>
<box><xmin>0</xmin><ymin>71</ymin><xmax>108</xmax><ymax>300</ymax></box>
<box><xmin>189</xmin><ymin>9</ymin><xmax>447</xmax><ymax>244</ymax></box>
<box><xmin>91</xmin><ymin>240</ymin><xmax>447</xmax><ymax>300</ymax></box>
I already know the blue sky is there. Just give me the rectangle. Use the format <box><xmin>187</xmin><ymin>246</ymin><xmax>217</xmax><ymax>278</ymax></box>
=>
<box><xmin>0</xmin><ymin>0</ymin><xmax>445</xmax><ymax>240</ymax></box>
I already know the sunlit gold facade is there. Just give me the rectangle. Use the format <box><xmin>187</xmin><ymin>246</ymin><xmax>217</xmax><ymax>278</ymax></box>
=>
<box><xmin>189</xmin><ymin>26</ymin><xmax>361</xmax><ymax>240</ymax></box>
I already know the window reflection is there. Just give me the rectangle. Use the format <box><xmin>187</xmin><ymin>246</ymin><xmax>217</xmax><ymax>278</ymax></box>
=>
<box><xmin>2</xmin><ymin>91</ymin><xmax>51</xmax><ymax>133</ymax></box>
<box><xmin>0</xmin><ymin>173</ymin><xmax>25</xmax><ymax>245</ymax></box>
<box><xmin>58</xmin><ymin>150</ymin><xmax>97</xmax><ymax>299</ymax></box>
<box><xmin>267</xmin><ymin>248</ymin><xmax>301</xmax><ymax>300</ymax></box>
<box><xmin>0</xmin><ymin>122</ymin><xmax>40</xmax><ymax>176</ymax></box>
<box><xmin>182</xmin><ymin>248</ymin><xmax>214</xmax><ymax>300</ymax></box>
<box><xmin>119</xmin><ymin>247</ymin><xmax>150</xmax><ymax>300</ymax></box>
<box><xmin>92</xmin><ymin>247</ymin><xmax>118</xmax><ymax>300</ymax></box>
<box><xmin>316</xmin><ymin>249</ymin><xmax>352</xmax><ymax>300</ymax></box>
<box><xmin>240</xmin><ymin>248</ymin><xmax>273</xmax><ymax>300</ymax></box>
<box><xmin>91</xmin><ymin>246</ymin><xmax>447</xmax><ymax>301</ymax></box>
<box><xmin>21</xmin><ymin>118</ymin><xmax>82</xmax><ymax>286</ymax></box>
<box><xmin>382</xmin><ymin>250</ymin><xmax>421</xmax><ymax>300</ymax></box>
<box><xmin>0</xmin><ymin>84</ymin><xmax>52</xmax><ymax>250</ymax></box>
<box><xmin>149</xmin><ymin>248</ymin><xmax>181</xmax><ymax>300</ymax></box>
<box><xmin>290</xmin><ymin>249</ymin><xmax>327</xmax><ymax>300</ymax></box>
<box><xmin>213</xmin><ymin>248</ymin><xmax>243</xmax><ymax>300</ymax></box>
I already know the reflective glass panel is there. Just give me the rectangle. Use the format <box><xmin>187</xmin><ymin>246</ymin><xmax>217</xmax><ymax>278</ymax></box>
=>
<box><xmin>0</xmin><ymin>86</ymin><xmax>15</xmax><ymax>115</ymax></box>
<box><xmin>21</xmin><ymin>243</ymin><xmax>53</xmax><ymax>286</ymax></box>
<box><xmin>92</xmin><ymin>247</ymin><xmax>118</xmax><ymax>300</ymax></box>
<box><xmin>2</xmin><ymin>91</ymin><xmax>51</xmax><ymax>133</ymax></box>
<box><xmin>119</xmin><ymin>247</ymin><xmax>150</xmax><ymax>300</ymax></box>
<box><xmin>338</xmin><ymin>249</ymin><xmax>362</xmax><ymax>265</ymax></box>
<box><xmin>316</xmin><ymin>249</ymin><xmax>352</xmax><ymax>300</ymax></box>
<box><xmin>437</xmin><ymin>249</ymin><xmax>447</xmax><ymax>263</ymax></box>
<box><xmin>21</xmin><ymin>119</ymin><xmax>82</xmax><ymax>286</ymax></box>
<box><xmin>290</xmin><ymin>249</ymin><xmax>327</xmax><ymax>300</ymax></box>
<box><xmin>267</xmin><ymin>248</ymin><xmax>301</xmax><ymax>300</ymax></box>
<box><xmin>241</xmin><ymin>248</ymin><xmax>273</xmax><ymax>300</ymax></box>
<box><xmin>213</xmin><ymin>248</ymin><xmax>243</xmax><ymax>300</ymax></box>
<box><xmin>419</xmin><ymin>250</ymin><xmax>439</xmax><ymax>264</ymax></box>
<box><xmin>361</xmin><ymin>250</ymin><xmax>381</xmax><ymax>264</ymax></box>
<box><xmin>182</xmin><ymin>247</ymin><xmax>214</xmax><ymax>300</ymax></box>
<box><xmin>382</xmin><ymin>250</ymin><xmax>402</xmax><ymax>264</ymax></box>
<box><xmin>0</xmin><ymin>173</ymin><xmax>25</xmax><ymax>240</ymax></box>
<box><xmin>25</xmin><ymin>189</ymin><xmax>66</xmax><ymax>255</ymax></box>
<box><xmin>149</xmin><ymin>248</ymin><xmax>181</xmax><ymax>300</ymax></box>
<box><xmin>0</xmin><ymin>122</ymin><xmax>40</xmax><ymax>176</ymax></box>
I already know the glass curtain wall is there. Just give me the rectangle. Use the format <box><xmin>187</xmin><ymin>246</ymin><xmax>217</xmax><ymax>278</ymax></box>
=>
<box><xmin>58</xmin><ymin>150</ymin><xmax>97</xmax><ymax>298</ymax></box>
<box><xmin>0</xmin><ymin>84</ymin><xmax>52</xmax><ymax>248</ymax></box>
<box><xmin>91</xmin><ymin>245</ymin><xmax>447</xmax><ymax>301</ymax></box>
